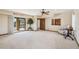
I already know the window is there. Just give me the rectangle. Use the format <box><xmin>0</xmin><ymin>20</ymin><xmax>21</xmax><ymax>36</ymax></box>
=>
<box><xmin>52</xmin><ymin>19</ymin><xmax>61</xmax><ymax>25</ymax></box>
<box><xmin>72</xmin><ymin>15</ymin><xmax>76</xmax><ymax>30</ymax></box>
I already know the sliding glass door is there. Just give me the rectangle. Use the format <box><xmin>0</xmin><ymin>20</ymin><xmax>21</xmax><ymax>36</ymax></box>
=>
<box><xmin>14</xmin><ymin>17</ymin><xmax>26</xmax><ymax>32</ymax></box>
<box><xmin>19</xmin><ymin>18</ymin><xmax>26</xmax><ymax>31</ymax></box>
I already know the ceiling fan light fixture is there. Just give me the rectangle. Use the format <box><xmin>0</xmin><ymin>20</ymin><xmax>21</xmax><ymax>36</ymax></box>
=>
<box><xmin>41</xmin><ymin>9</ymin><xmax>49</xmax><ymax>15</ymax></box>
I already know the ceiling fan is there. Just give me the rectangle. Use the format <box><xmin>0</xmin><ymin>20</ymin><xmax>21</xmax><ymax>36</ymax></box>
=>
<box><xmin>41</xmin><ymin>9</ymin><xmax>49</xmax><ymax>15</ymax></box>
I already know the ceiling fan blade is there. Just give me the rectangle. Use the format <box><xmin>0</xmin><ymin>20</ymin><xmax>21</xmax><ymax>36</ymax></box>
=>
<box><xmin>41</xmin><ymin>9</ymin><xmax>50</xmax><ymax>15</ymax></box>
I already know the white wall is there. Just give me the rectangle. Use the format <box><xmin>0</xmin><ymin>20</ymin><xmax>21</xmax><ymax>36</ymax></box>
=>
<box><xmin>72</xmin><ymin>14</ymin><xmax>76</xmax><ymax>30</ymax></box>
<box><xmin>0</xmin><ymin>10</ymin><xmax>16</xmax><ymax>35</ymax></box>
<box><xmin>0</xmin><ymin>10</ymin><xmax>13</xmax><ymax>15</ymax></box>
<box><xmin>45</xmin><ymin>11</ymin><xmax>72</xmax><ymax>31</ymax></box>
<box><xmin>0</xmin><ymin>14</ymin><xmax>9</xmax><ymax>35</ymax></box>
<box><xmin>74</xmin><ymin>11</ymin><xmax>79</xmax><ymax>44</ymax></box>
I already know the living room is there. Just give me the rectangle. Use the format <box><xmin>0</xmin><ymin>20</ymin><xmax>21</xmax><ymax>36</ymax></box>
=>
<box><xmin>0</xmin><ymin>9</ymin><xmax>79</xmax><ymax>49</ymax></box>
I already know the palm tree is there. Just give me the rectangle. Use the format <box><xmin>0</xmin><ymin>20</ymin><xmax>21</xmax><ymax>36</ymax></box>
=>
<box><xmin>27</xmin><ymin>18</ymin><xmax>34</xmax><ymax>30</ymax></box>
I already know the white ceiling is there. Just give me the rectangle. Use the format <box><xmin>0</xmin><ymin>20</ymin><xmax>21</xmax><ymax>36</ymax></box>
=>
<box><xmin>7</xmin><ymin>9</ymin><xmax>72</xmax><ymax>16</ymax></box>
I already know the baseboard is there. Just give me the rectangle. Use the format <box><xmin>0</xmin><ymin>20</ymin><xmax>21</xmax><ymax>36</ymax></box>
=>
<box><xmin>74</xmin><ymin>36</ymin><xmax>79</xmax><ymax>47</ymax></box>
<box><xmin>0</xmin><ymin>33</ymin><xmax>8</xmax><ymax>36</ymax></box>
<box><xmin>45</xmin><ymin>30</ymin><xmax>58</xmax><ymax>32</ymax></box>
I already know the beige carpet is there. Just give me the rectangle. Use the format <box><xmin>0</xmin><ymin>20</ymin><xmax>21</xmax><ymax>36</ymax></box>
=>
<box><xmin>0</xmin><ymin>31</ymin><xmax>78</xmax><ymax>49</ymax></box>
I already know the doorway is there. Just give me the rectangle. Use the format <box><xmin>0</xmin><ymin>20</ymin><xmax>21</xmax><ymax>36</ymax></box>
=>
<box><xmin>14</xmin><ymin>17</ymin><xmax>26</xmax><ymax>32</ymax></box>
<box><xmin>37</xmin><ymin>18</ymin><xmax>45</xmax><ymax>30</ymax></box>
